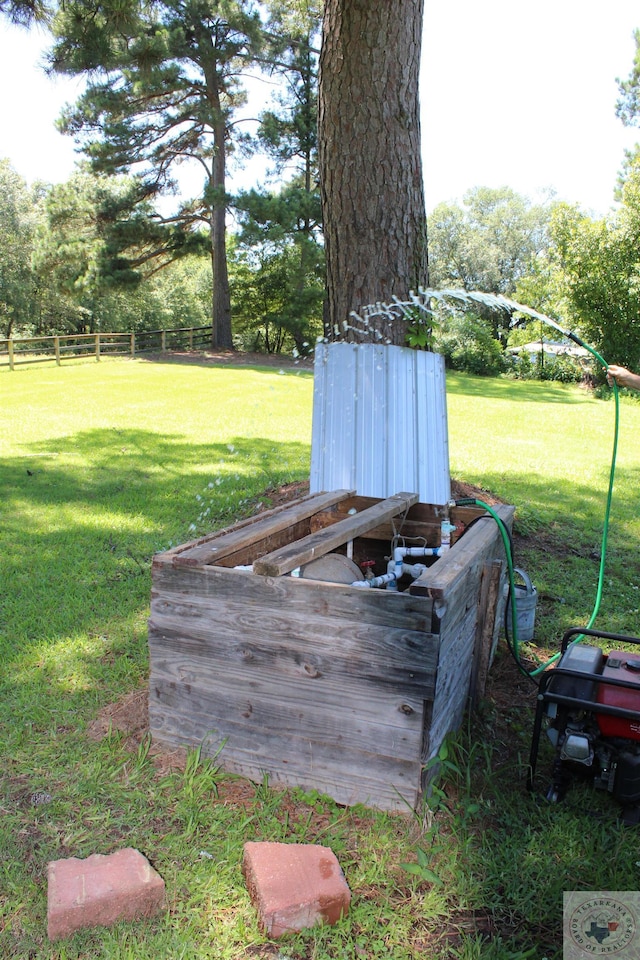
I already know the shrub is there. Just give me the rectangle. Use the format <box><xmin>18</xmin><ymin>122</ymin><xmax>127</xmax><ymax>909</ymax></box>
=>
<box><xmin>435</xmin><ymin>311</ymin><xmax>506</xmax><ymax>377</ymax></box>
<box><xmin>506</xmin><ymin>351</ymin><xmax>583</xmax><ymax>383</ymax></box>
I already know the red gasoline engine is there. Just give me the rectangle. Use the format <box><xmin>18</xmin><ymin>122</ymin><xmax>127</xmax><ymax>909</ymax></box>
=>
<box><xmin>528</xmin><ymin>627</ymin><xmax>640</xmax><ymax>822</ymax></box>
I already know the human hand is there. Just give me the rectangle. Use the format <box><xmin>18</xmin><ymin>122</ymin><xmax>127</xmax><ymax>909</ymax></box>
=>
<box><xmin>607</xmin><ymin>364</ymin><xmax>640</xmax><ymax>391</ymax></box>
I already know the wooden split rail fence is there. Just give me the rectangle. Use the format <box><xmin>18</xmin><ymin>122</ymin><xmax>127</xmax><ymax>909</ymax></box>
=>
<box><xmin>0</xmin><ymin>325</ymin><xmax>213</xmax><ymax>371</ymax></box>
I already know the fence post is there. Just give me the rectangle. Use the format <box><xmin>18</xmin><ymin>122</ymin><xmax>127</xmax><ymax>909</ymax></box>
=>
<box><xmin>2</xmin><ymin>324</ymin><xmax>214</xmax><ymax>370</ymax></box>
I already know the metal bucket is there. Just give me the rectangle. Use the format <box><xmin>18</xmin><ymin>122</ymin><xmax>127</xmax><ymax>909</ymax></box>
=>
<box><xmin>511</xmin><ymin>568</ymin><xmax>538</xmax><ymax>643</ymax></box>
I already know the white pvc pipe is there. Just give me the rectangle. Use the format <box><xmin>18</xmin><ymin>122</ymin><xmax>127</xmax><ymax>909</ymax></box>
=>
<box><xmin>393</xmin><ymin>545</ymin><xmax>442</xmax><ymax>581</ymax></box>
<box><xmin>351</xmin><ymin>571</ymin><xmax>397</xmax><ymax>589</ymax></box>
<box><xmin>351</xmin><ymin>561</ymin><xmax>428</xmax><ymax>590</ymax></box>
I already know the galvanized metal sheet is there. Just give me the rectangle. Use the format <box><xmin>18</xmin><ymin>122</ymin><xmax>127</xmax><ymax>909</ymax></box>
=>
<box><xmin>310</xmin><ymin>343</ymin><xmax>450</xmax><ymax>504</ymax></box>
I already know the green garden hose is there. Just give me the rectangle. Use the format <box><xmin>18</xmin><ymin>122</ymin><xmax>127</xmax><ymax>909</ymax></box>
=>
<box><xmin>453</xmin><ymin>338</ymin><xmax>621</xmax><ymax>681</ymax></box>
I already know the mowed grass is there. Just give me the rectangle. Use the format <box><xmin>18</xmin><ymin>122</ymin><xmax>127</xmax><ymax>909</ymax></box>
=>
<box><xmin>1</xmin><ymin>359</ymin><xmax>312</xmax><ymax>737</ymax></box>
<box><xmin>2</xmin><ymin>356</ymin><xmax>640</xmax><ymax>959</ymax></box>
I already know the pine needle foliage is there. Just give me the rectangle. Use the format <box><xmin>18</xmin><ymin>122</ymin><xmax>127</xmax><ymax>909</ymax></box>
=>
<box><xmin>48</xmin><ymin>0</ymin><xmax>265</xmax><ymax>349</ymax></box>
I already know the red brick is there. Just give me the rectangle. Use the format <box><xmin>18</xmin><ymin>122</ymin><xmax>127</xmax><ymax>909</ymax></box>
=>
<box><xmin>47</xmin><ymin>847</ymin><xmax>164</xmax><ymax>941</ymax></box>
<box><xmin>242</xmin><ymin>841</ymin><xmax>351</xmax><ymax>938</ymax></box>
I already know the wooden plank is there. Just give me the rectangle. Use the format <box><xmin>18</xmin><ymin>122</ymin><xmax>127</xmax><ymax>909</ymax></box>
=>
<box><xmin>150</xmin><ymin>559</ymin><xmax>434</xmax><ymax>632</ymax></box>
<box><xmin>167</xmin><ymin>489</ymin><xmax>355</xmax><ymax>566</ymax></box>
<box><xmin>309</xmin><ymin>503</ymin><xmax>485</xmax><ymax>547</ymax></box>
<box><xmin>252</xmin><ymin>492</ymin><xmax>419</xmax><ymax>577</ymax></box>
<box><xmin>422</xmin><ymin>603</ymin><xmax>479</xmax><ymax>766</ymax></box>
<box><xmin>148</xmin><ymin>701</ymin><xmax>422</xmax><ymax>812</ymax></box>
<box><xmin>195</xmin><ymin>519</ymin><xmax>312</xmax><ymax>570</ymax></box>
<box><xmin>311</xmin><ymin>514</ymin><xmax>442</xmax><ymax>544</ymax></box>
<box><xmin>148</xmin><ymin>600</ymin><xmax>438</xmax><ymax>698</ymax></box>
<box><xmin>147</xmin><ymin>655</ymin><xmax>426</xmax><ymax>761</ymax></box>
<box><xmin>148</xmin><ymin>576</ymin><xmax>438</xmax><ymax>682</ymax></box>
<box><xmin>469</xmin><ymin>560</ymin><xmax>503</xmax><ymax>711</ymax></box>
<box><xmin>309</xmin><ymin>496</ymin><xmax>442</xmax><ymax>543</ymax></box>
<box><xmin>416</xmin><ymin>511</ymin><xmax>513</xmax><ymax>766</ymax></box>
<box><xmin>311</xmin><ymin>498</ymin><xmax>447</xmax><ymax>525</ymax></box>
<box><xmin>149</xmin><ymin>676</ymin><xmax>427</xmax><ymax>765</ymax></box>
<box><xmin>147</xmin><ymin>621</ymin><xmax>437</xmax><ymax>703</ymax></box>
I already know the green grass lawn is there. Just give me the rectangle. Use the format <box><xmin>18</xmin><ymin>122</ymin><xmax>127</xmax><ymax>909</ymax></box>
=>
<box><xmin>2</xmin><ymin>356</ymin><xmax>640</xmax><ymax>960</ymax></box>
<box><xmin>446</xmin><ymin>372</ymin><xmax>640</xmax><ymax>643</ymax></box>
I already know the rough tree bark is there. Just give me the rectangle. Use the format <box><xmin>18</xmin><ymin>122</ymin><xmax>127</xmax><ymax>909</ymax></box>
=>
<box><xmin>318</xmin><ymin>0</ymin><xmax>428</xmax><ymax>345</ymax></box>
<box><xmin>210</xmin><ymin>103</ymin><xmax>232</xmax><ymax>351</ymax></box>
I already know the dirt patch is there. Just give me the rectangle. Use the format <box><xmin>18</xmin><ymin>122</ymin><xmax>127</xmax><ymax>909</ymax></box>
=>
<box><xmin>262</xmin><ymin>477</ymin><xmax>504</xmax><ymax>512</ymax></box>
<box><xmin>261</xmin><ymin>478</ymin><xmax>312</xmax><ymax>509</ymax></box>
<box><xmin>87</xmin><ymin>687</ymin><xmax>149</xmax><ymax>742</ymax></box>
<box><xmin>88</xmin><ymin>687</ymin><xmax>188</xmax><ymax>774</ymax></box>
<box><xmin>449</xmin><ymin>478</ymin><xmax>504</xmax><ymax>505</ymax></box>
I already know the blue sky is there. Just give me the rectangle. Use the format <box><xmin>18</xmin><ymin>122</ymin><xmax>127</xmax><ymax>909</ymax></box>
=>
<box><xmin>1</xmin><ymin>1</ymin><xmax>639</xmax><ymax>215</ymax></box>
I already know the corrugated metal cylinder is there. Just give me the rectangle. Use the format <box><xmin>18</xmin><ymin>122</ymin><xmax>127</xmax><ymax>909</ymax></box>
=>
<box><xmin>310</xmin><ymin>342</ymin><xmax>451</xmax><ymax>504</ymax></box>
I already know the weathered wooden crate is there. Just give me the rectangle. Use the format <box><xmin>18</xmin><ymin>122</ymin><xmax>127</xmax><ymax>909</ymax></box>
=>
<box><xmin>148</xmin><ymin>490</ymin><xmax>514</xmax><ymax>813</ymax></box>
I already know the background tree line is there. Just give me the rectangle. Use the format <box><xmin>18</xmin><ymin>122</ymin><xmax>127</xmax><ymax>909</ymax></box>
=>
<box><xmin>3</xmin><ymin>0</ymin><xmax>640</xmax><ymax>379</ymax></box>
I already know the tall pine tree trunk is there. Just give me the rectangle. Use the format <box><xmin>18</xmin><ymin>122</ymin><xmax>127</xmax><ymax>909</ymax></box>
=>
<box><xmin>210</xmin><ymin>90</ymin><xmax>233</xmax><ymax>350</ymax></box>
<box><xmin>318</xmin><ymin>0</ymin><xmax>428</xmax><ymax>345</ymax></box>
